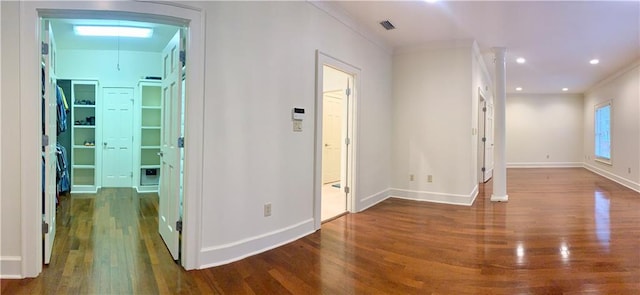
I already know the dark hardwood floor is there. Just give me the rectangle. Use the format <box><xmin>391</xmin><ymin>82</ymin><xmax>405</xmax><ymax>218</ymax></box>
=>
<box><xmin>2</xmin><ymin>168</ymin><xmax>639</xmax><ymax>294</ymax></box>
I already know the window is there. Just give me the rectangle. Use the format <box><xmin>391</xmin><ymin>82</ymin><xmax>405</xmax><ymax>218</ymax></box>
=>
<box><xmin>594</xmin><ymin>101</ymin><xmax>611</xmax><ymax>163</ymax></box>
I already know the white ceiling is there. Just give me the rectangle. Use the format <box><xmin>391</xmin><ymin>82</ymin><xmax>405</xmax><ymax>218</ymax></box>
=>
<box><xmin>50</xmin><ymin>19</ymin><xmax>179</xmax><ymax>53</ymax></box>
<box><xmin>332</xmin><ymin>0</ymin><xmax>640</xmax><ymax>94</ymax></box>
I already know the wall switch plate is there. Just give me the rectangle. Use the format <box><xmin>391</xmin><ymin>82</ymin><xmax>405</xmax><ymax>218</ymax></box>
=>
<box><xmin>427</xmin><ymin>175</ymin><xmax>433</xmax><ymax>183</ymax></box>
<box><xmin>410</xmin><ymin>174</ymin><xmax>414</xmax><ymax>181</ymax></box>
<box><xmin>264</xmin><ymin>203</ymin><xmax>272</xmax><ymax>217</ymax></box>
<box><xmin>293</xmin><ymin>121</ymin><xmax>302</xmax><ymax>132</ymax></box>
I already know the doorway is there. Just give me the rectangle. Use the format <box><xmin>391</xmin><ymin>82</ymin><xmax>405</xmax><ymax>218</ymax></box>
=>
<box><xmin>22</xmin><ymin>1</ymin><xmax>205</xmax><ymax>277</ymax></box>
<box><xmin>314</xmin><ymin>52</ymin><xmax>360</xmax><ymax>228</ymax></box>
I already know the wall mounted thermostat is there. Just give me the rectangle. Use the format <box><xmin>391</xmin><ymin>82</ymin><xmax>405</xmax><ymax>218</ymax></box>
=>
<box><xmin>292</xmin><ymin>108</ymin><xmax>305</xmax><ymax>121</ymax></box>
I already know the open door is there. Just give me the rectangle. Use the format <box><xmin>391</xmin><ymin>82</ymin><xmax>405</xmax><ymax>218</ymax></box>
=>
<box><xmin>43</xmin><ymin>20</ymin><xmax>58</xmax><ymax>264</ymax></box>
<box><xmin>158</xmin><ymin>30</ymin><xmax>183</xmax><ymax>260</ymax></box>
<box><xmin>481</xmin><ymin>100</ymin><xmax>494</xmax><ymax>182</ymax></box>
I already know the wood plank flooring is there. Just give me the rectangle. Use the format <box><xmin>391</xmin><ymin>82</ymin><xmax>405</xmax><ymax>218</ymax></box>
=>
<box><xmin>2</xmin><ymin>168</ymin><xmax>639</xmax><ymax>294</ymax></box>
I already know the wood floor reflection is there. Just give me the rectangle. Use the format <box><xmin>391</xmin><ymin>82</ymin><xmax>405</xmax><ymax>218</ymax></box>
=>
<box><xmin>2</xmin><ymin>168</ymin><xmax>639</xmax><ymax>294</ymax></box>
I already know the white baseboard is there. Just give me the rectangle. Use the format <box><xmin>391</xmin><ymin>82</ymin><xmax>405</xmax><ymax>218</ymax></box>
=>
<box><xmin>198</xmin><ymin>219</ymin><xmax>315</xmax><ymax>269</ymax></box>
<box><xmin>0</xmin><ymin>256</ymin><xmax>22</xmax><ymax>279</ymax></box>
<box><xmin>507</xmin><ymin>162</ymin><xmax>583</xmax><ymax>168</ymax></box>
<box><xmin>390</xmin><ymin>185</ymin><xmax>478</xmax><ymax>206</ymax></box>
<box><xmin>583</xmin><ymin>163</ymin><xmax>640</xmax><ymax>193</ymax></box>
<box><xmin>357</xmin><ymin>188</ymin><xmax>391</xmax><ymax>212</ymax></box>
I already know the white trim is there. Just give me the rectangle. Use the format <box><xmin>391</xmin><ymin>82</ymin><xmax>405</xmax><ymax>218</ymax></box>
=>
<box><xmin>19</xmin><ymin>1</ymin><xmax>205</xmax><ymax>277</ymax></box>
<box><xmin>584</xmin><ymin>163</ymin><xmax>640</xmax><ymax>193</ymax></box>
<box><xmin>0</xmin><ymin>256</ymin><xmax>23</xmax><ymax>279</ymax></box>
<box><xmin>198</xmin><ymin>219</ymin><xmax>314</xmax><ymax>269</ymax></box>
<box><xmin>490</xmin><ymin>194</ymin><xmax>509</xmax><ymax>202</ymax></box>
<box><xmin>314</xmin><ymin>51</ymin><xmax>361</xmax><ymax>231</ymax></box>
<box><xmin>358</xmin><ymin>188</ymin><xmax>391</xmax><ymax>212</ymax></box>
<box><xmin>507</xmin><ymin>162</ymin><xmax>584</xmax><ymax>168</ymax></box>
<box><xmin>390</xmin><ymin>185</ymin><xmax>479</xmax><ymax>206</ymax></box>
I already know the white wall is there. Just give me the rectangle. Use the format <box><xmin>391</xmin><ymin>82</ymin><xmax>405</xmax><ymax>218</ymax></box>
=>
<box><xmin>506</xmin><ymin>93</ymin><xmax>584</xmax><ymax>167</ymax></box>
<box><xmin>1</xmin><ymin>1</ymin><xmax>24</xmax><ymax>278</ymax></box>
<box><xmin>391</xmin><ymin>43</ymin><xmax>477</xmax><ymax>205</ymax></box>
<box><xmin>583</xmin><ymin>62</ymin><xmax>640</xmax><ymax>192</ymax></box>
<box><xmin>185</xmin><ymin>1</ymin><xmax>393</xmax><ymax>267</ymax></box>
<box><xmin>57</xmin><ymin>49</ymin><xmax>161</xmax><ymax>88</ymax></box>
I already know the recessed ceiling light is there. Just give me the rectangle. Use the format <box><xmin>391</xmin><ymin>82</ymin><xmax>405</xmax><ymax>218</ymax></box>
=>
<box><xmin>73</xmin><ymin>25</ymin><xmax>153</xmax><ymax>38</ymax></box>
<box><xmin>516</xmin><ymin>57</ymin><xmax>526</xmax><ymax>64</ymax></box>
<box><xmin>515</xmin><ymin>87</ymin><xmax>523</xmax><ymax>91</ymax></box>
<box><xmin>424</xmin><ymin>0</ymin><xmax>439</xmax><ymax>3</ymax></box>
<box><xmin>562</xmin><ymin>88</ymin><xmax>569</xmax><ymax>91</ymax></box>
<box><xmin>590</xmin><ymin>59</ymin><xmax>600</xmax><ymax>65</ymax></box>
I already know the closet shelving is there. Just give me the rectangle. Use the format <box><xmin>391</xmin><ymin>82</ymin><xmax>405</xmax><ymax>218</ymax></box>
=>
<box><xmin>138</xmin><ymin>80</ymin><xmax>162</xmax><ymax>192</ymax></box>
<box><xmin>71</xmin><ymin>80</ymin><xmax>99</xmax><ymax>193</ymax></box>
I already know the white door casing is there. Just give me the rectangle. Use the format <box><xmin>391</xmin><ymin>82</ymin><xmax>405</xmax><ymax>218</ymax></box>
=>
<box><xmin>43</xmin><ymin>20</ymin><xmax>57</xmax><ymax>265</ymax></box>
<box><xmin>102</xmin><ymin>88</ymin><xmax>134</xmax><ymax>187</ymax></box>
<box><xmin>159</xmin><ymin>30</ymin><xmax>183</xmax><ymax>260</ymax></box>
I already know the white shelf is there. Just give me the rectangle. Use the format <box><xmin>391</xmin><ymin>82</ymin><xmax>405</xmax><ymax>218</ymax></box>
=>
<box><xmin>71</xmin><ymin>80</ymin><xmax>98</xmax><ymax>193</ymax></box>
<box><xmin>141</xmin><ymin>126</ymin><xmax>161</xmax><ymax>130</ymax></box>
<box><xmin>73</xmin><ymin>165</ymin><xmax>95</xmax><ymax>169</ymax></box>
<box><xmin>73</xmin><ymin>105</ymin><xmax>95</xmax><ymax>108</ymax></box>
<box><xmin>141</xmin><ymin>146</ymin><xmax>161</xmax><ymax>149</ymax></box>
<box><xmin>73</xmin><ymin>145</ymin><xmax>96</xmax><ymax>149</ymax></box>
<box><xmin>73</xmin><ymin>125</ymin><xmax>96</xmax><ymax>128</ymax></box>
<box><xmin>141</xmin><ymin>165</ymin><xmax>161</xmax><ymax>169</ymax></box>
<box><xmin>142</xmin><ymin>106</ymin><xmax>161</xmax><ymax>110</ymax></box>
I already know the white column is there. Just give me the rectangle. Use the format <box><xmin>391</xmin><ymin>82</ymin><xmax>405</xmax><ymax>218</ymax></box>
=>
<box><xmin>491</xmin><ymin>47</ymin><xmax>508</xmax><ymax>202</ymax></box>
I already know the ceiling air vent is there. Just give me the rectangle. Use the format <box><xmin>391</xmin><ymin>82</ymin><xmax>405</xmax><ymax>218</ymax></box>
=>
<box><xmin>379</xmin><ymin>20</ymin><xmax>395</xmax><ymax>30</ymax></box>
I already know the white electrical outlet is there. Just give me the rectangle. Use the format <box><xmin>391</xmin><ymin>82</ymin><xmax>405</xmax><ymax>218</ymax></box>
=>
<box><xmin>427</xmin><ymin>175</ymin><xmax>433</xmax><ymax>183</ymax></box>
<box><xmin>293</xmin><ymin>121</ymin><xmax>302</xmax><ymax>132</ymax></box>
<box><xmin>264</xmin><ymin>203</ymin><xmax>272</xmax><ymax>217</ymax></box>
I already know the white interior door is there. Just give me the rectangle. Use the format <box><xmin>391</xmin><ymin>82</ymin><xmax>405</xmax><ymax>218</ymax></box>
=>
<box><xmin>322</xmin><ymin>92</ymin><xmax>342</xmax><ymax>184</ymax></box>
<box><xmin>43</xmin><ymin>20</ymin><xmax>57</xmax><ymax>264</ymax></box>
<box><xmin>102</xmin><ymin>88</ymin><xmax>134</xmax><ymax>187</ymax></box>
<box><xmin>159</xmin><ymin>30</ymin><xmax>183</xmax><ymax>260</ymax></box>
<box><xmin>484</xmin><ymin>103</ymin><xmax>495</xmax><ymax>182</ymax></box>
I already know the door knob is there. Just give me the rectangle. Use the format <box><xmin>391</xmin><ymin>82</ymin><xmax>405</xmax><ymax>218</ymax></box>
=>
<box><xmin>157</xmin><ymin>151</ymin><xmax>164</xmax><ymax>157</ymax></box>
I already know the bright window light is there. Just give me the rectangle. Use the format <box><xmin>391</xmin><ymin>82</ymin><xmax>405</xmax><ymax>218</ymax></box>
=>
<box><xmin>73</xmin><ymin>26</ymin><xmax>153</xmax><ymax>38</ymax></box>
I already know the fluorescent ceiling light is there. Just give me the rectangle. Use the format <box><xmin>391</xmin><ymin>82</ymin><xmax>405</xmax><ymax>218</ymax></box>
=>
<box><xmin>562</xmin><ymin>88</ymin><xmax>569</xmax><ymax>91</ymax></box>
<box><xmin>515</xmin><ymin>87</ymin><xmax>523</xmax><ymax>91</ymax></box>
<box><xmin>516</xmin><ymin>57</ymin><xmax>526</xmax><ymax>64</ymax></box>
<box><xmin>590</xmin><ymin>59</ymin><xmax>600</xmax><ymax>65</ymax></box>
<box><xmin>73</xmin><ymin>26</ymin><xmax>153</xmax><ymax>38</ymax></box>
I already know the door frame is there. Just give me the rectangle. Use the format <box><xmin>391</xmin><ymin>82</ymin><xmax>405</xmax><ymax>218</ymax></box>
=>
<box><xmin>478</xmin><ymin>87</ymin><xmax>487</xmax><ymax>183</ymax></box>
<box><xmin>314</xmin><ymin>51</ymin><xmax>360</xmax><ymax>230</ymax></box>
<box><xmin>19</xmin><ymin>1</ymin><xmax>205</xmax><ymax>277</ymax></box>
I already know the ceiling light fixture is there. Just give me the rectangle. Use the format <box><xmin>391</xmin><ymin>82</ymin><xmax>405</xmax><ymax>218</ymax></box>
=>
<box><xmin>515</xmin><ymin>87</ymin><xmax>523</xmax><ymax>91</ymax></box>
<box><xmin>562</xmin><ymin>88</ymin><xmax>569</xmax><ymax>91</ymax></box>
<box><xmin>516</xmin><ymin>57</ymin><xmax>526</xmax><ymax>64</ymax></box>
<box><xmin>590</xmin><ymin>59</ymin><xmax>600</xmax><ymax>65</ymax></box>
<box><xmin>73</xmin><ymin>25</ymin><xmax>153</xmax><ymax>38</ymax></box>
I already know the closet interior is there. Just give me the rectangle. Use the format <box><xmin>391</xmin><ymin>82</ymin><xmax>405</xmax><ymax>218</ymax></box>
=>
<box><xmin>43</xmin><ymin>19</ymin><xmax>181</xmax><ymax>196</ymax></box>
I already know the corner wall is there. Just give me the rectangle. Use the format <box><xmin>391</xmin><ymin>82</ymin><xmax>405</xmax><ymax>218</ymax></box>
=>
<box><xmin>391</xmin><ymin>43</ymin><xmax>477</xmax><ymax>205</ymax></box>
<box><xmin>506</xmin><ymin>93</ymin><xmax>584</xmax><ymax>168</ymax></box>
<box><xmin>583</xmin><ymin>62</ymin><xmax>640</xmax><ymax>192</ymax></box>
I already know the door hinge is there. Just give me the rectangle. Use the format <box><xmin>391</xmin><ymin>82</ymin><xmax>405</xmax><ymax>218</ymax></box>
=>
<box><xmin>345</xmin><ymin>88</ymin><xmax>351</xmax><ymax>96</ymax></box>
<box><xmin>179</xmin><ymin>50</ymin><xmax>186</xmax><ymax>65</ymax></box>
<box><xmin>481</xmin><ymin>167</ymin><xmax>486</xmax><ymax>172</ymax></box>
<box><xmin>345</xmin><ymin>138</ymin><xmax>351</xmax><ymax>145</ymax></box>
<box><xmin>131</xmin><ymin>172</ymin><xmax>134</xmax><ymax>178</ymax></box>
<box><xmin>178</xmin><ymin>137</ymin><xmax>184</xmax><ymax>148</ymax></box>
<box><xmin>42</xmin><ymin>221</ymin><xmax>49</xmax><ymax>234</ymax></box>
<box><xmin>42</xmin><ymin>135</ymin><xmax>49</xmax><ymax>147</ymax></box>
<box><xmin>42</xmin><ymin>42</ymin><xmax>49</xmax><ymax>55</ymax></box>
<box><xmin>482</xmin><ymin>107</ymin><xmax>487</xmax><ymax>112</ymax></box>
<box><xmin>176</xmin><ymin>220</ymin><xmax>183</xmax><ymax>232</ymax></box>
<box><xmin>482</xmin><ymin>137</ymin><xmax>486</xmax><ymax>142</ymax></box>
<box><xmin>344</xmin><ymin>186</ymin><xmax>350</xmax><ymax>194</ymax></box>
